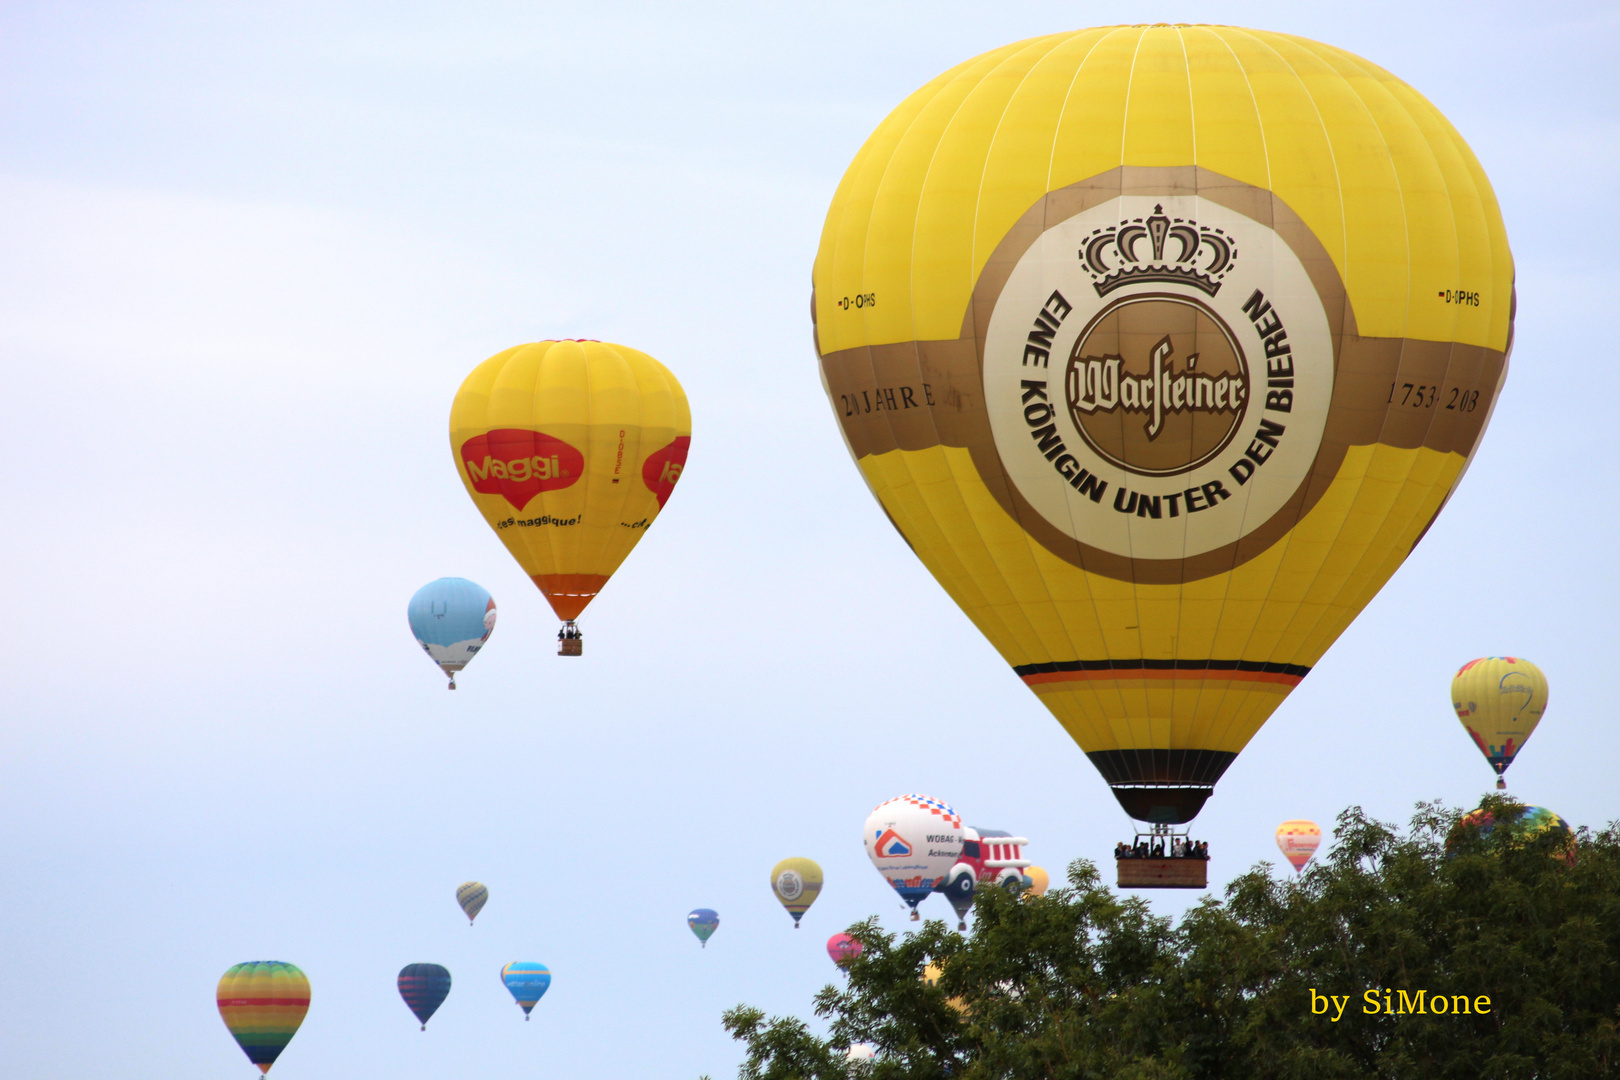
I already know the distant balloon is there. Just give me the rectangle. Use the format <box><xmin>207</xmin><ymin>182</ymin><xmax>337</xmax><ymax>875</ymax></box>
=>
<box><xmin>921</xmin><ymin>962</ymin><xmax>971</xmax><ymax>1015</ymax></box>
<box><xmin>1450</xmin><ymin>804</ymin><xmax>1576</xmax><ymax>866</ymax></box>
<box><xmin>456</xmin><ymin>881</ymin><xmax>488</xmax><ymax>925</ymax></box>
<box><xmin>217</xmin><ymin>961</ymin><xmax>310</xmax><ymax>1074</ymax></box>
<box><xmin>1022</xmin><ymin>866</ymin><xmax>1050</xmax><ymax>896</ymax></box>
<box><xmin>500</xmin><ymin>962</ymin><xmax>551</xmax><ymax>1019</ymax></box>
<box><xmin>687</xmin><ymin>908</ymin><xmax>719</xmax><ymax>947</ymax></box>
<box><xmin>847</xmin><ymin>1042</ymin><xmax>877</xmax><ymax>1061</ymax></box>
<box><xmin>450</xmin><ymin>340</ymin><xmax>691</xmax><ymax>652</ymax></box>
<box><xmin>827</xmin><ymin>933</ymin><xmax>863</xmax><ymax>967</ymax></box>
<box><xmin>408</xmin><ymin>578</ymin><xmax>496</xmax><ymax>689</ymax></box>
<box><xmin>1275</xmin><ymin>821</ymin><xmax>1322</xmax><ymax>873</ymax></box>
<box><xmin>864</xmin><ymin>795</ymin><xmax>963</xmax><ymax>920</ymax></box>
<box><xmin>1452</xmin><ymin>658</ymin><xmax>1548</xmax><ymax>789</ymax></box>
<box><xmin>770</xmin><ymin>858</ymin><xmax>824</xmax><ymax>928</ymax></box>
<box><xmin>397</xmin><ymin>964</ymin><xmax>451</xmax><ymax>1030</ymax></box>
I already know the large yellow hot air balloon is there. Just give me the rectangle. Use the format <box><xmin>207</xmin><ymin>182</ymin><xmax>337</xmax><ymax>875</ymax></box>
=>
<box><xmin>450</xmin><ymin>340</ymin><xmax>690</xmax><ymax>652</ymax></box>
<box><xmin>1451</xmin><ymin>657</ymin><xmax>1547</xmax><ymax>789</ymax></box>
<box><xmin>814</xmin><ymin>25</ymin><xmax>1512</xmax><ymax>825</ymax></box>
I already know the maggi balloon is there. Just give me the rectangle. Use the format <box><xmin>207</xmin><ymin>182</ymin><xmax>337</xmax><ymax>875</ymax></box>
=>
<box><xmin>217</xmin><ymin>961</ymin><xmax>310</xmax><ymax>1074</ymax></box>
<box><xmin>450</xmin><ymin>340</ymin><xmax>690</xmax><ymax>652</ymax></box>
<box><xmin>770</xmin><ymin>858</ymin><xmax>824</xmax><ymax>928</ymax></box>
<box><xmin>1275</xmin><ymin>820</ymin><xmax>1321</xmax><ymax>873</ymax></box>
<box><xmin>814</xmin><ymin>26</ymin><xmax>1512</xmax><ymax>825</ymax></box>
<box><xmin>1452</xmin><ymin>658</ymin><xmax>1547</xmax><ymax>789</ymax></box>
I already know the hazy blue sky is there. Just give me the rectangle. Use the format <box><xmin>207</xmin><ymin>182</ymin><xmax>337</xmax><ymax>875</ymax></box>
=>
<box><xmin>1</xmin><ymin>3</ymin><xmax>1615</xmax><ymax>1077</ymax></box>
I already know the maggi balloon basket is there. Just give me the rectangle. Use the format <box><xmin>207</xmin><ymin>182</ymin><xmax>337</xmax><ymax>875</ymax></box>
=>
<box><xmin>558</xmin><ymin>637</ymin><xmax>582</xmax><ymax>657</ymax></box>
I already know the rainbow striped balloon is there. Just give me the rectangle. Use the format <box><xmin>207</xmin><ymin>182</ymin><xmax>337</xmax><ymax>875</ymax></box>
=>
<box><xmin>217</xmin><ymin>961</ymin><xmax>310</xmax><ymax>1074</ymax></box>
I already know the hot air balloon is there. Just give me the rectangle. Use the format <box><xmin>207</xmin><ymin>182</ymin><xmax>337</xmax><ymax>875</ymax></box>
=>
<box><xmin>1452</xmin><ymin>658</ymin><xmax>1548</xmax><ymax>789</ymax></box>
<box><xmin>407</xmin><ymin>578</ymin><xmax>496</xmax><ymax>689</ymax></box>
<box><xmin>397</xmin><ymin>964</ymin><xmax>451</xmax><ymax>1030</ymax></box>
<box><xmin>501</xmin><ymin>962</ymin><xmax>551</xmax><ymax>1019</ymax></box>
<box><xmin>770</xmin><ymin>858</ymin><xmax>824</xmax><ymax>928</ymax></box>
<box><xmin>687</xmin><ymin>908</ymin><xmax>719</xmax><ymax>947</ymax></box>
<box><xmin>827</xmin><ymin>933</ymin><xmax>864</xmax><ymax>967</ymax></box>
<box><xmin>217</xmin><ymin>961</ymin><xmax>310</xmax><ymax>1074</ymax></box>
<box><xmin>813</xmin><ymin>26</ymin><xmax>1513</xmax><ymax>838</ymax></box>
<box><xmin>1023</xmin><ymin>866</ymin><xmax>1050</xmax><ymax>896</ymax></box>
<box><xmin>864</xmin><ymin>795</ymin><xmax>964</xmax><ymax>920</ymax></box>
<box><xmin>450</xmin><ymin>340</ymin><xmax>691</xmax><ymax>654</ymax></box>
<box><xmin>456</xmin><ymin>881</ymin><xmax>488</xmax><ymax>925</ymax></box>
<box><xmin>1449</xmin><ymin>804</ymin><xmax>1575</xmax><ymax>865</ymax></box>
<box><xmin>1275</xmin><ymin>820</ymin><xmax>1321</xmax><ymax>873</ymax></box>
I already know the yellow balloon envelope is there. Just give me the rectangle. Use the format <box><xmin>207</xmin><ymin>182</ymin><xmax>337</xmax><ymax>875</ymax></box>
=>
<box><xmin>1452</xmin><ymin>657</ymin><xmax>1547</xmax><ymax>788</ymax></box>
<box><xmin>450</xmin><ymin>341</ymin><xmax>691</xmax><ymax>642</ymax></box>
<box><xmin>813</xmin><ymin>26</ymin><xmax>1512</xmax><ymax>824</ymax></box>
<box><xmin>1023</xmin><ymin>866</ymin><xmax>1050</xmax><ymax>896</ymax></box>
<box><xmin>1275</xmin><ymin>820</ymin><xmax>1321</xmax><ymax>873</ymax></box>
<box><xmin>769</xmin><ymin>857</ymin><xmax>824</xmax><ymax>927</ymax></box>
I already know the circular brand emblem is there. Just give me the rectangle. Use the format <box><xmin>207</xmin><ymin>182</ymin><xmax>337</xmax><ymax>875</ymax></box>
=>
<box><xmin>1065</xmin><ymin>294</ymin><xmax>1249</xmax><ymax>477</ymax></box>
<box><xmin>982</xmin><ymin>196</ymin><xmax>1334</xmax><ymax>562</ymax></box>
<box><xmin>776</xmin><ymin>870</ymin><xmax>803</xmax><ymax>900</ymax></box>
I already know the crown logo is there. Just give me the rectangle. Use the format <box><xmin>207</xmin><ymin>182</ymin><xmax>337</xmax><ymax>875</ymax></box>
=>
<box><xmin>1078</xmin><ymin>205</ymin><xmax>1236</xmax><ymax>297</ymax></box>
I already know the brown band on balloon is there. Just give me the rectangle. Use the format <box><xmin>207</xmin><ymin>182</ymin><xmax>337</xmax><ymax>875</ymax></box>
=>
<box><xmin>816</xmin><ymin>166</ymin><xmax>1506</xmax><ymax>584</ymax></box>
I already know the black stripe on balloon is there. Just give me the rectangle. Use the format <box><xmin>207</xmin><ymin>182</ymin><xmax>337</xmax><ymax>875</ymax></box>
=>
<box><xmin>1012</xmin><ymin>658</ymin><xmax>1311</xmax><ymax>678</ymax></box>
<box><xmin>1085</xmin><ymin>749</ymin><xmax>1239</xmax><ymax>786</ymax></box>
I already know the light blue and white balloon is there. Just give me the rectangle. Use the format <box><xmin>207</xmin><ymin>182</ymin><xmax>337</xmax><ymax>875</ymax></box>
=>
<box><xmin>408</xmin><ymin>578</ymin><xmax>496</xmax><ymax>689</ymax></box>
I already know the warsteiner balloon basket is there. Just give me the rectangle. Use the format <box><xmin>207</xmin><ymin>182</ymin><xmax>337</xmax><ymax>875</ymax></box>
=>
<box><xmin>1116</xmin><ymin>824</ymin><xmax>1208</xmax><ymax>890</ymax></box>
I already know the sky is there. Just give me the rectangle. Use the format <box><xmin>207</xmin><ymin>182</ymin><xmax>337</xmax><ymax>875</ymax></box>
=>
<box><xmin>0</xmin><ymin>2</ymin><xmax>1616</xmax><ymax>1077</ymax></box>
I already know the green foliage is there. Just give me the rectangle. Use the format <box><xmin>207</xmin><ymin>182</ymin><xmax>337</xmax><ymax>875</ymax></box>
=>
<box><xmin>721</xmin><ymin>799</ymin><xmax>1620</xmax><ymax>1080</ymax></box>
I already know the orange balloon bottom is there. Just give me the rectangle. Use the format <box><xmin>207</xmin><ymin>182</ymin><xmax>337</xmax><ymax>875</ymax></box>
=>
<box><xmin>533</xmin><ymin>574</ymin><xmax>609</xmax><ymax>620</ymax></box>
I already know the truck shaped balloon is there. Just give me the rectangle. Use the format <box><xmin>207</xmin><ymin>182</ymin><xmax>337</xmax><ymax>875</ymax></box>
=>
<box><xmin>937</xmin><ymin>826</ymin><xmax>1031</xmax><ymax>929</ymax></box>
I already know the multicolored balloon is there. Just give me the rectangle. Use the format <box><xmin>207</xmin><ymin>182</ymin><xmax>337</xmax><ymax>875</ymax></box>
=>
<box><xmin>1022</xmin><ymin>866</ymin><xmax>1050</xmax><ymax>896</ymax></box>
<box><xmin>407</xmin><ymin>578</ymin><xmax>496</xmax><ymax>689</ymax></box>
<box><xmin>450</xmin><ymin>340</ymin><xmax>691</xmax><ymax>651</ymax></box>
<box><xmin>863</xmin><ymin>795</ymin><xmax>963</xmax><ymax>920</ymax></box>
<box><xmin>397</xmin><ymin>964</ymin><xmax>451</xmax><ymax>1030</ymax></box>
<box><xmin>1452</xmin><ymin>657</ymin><xmax>1548</xmax><ymax>789</ymax></box>
<box><xmin>217</xmin><ymin>961</ymin><xmax>310</xmax><ymax>1074</ymax></box>
<box><xmin>827</xmin><ymin>933</ymin><xmax>863</xmax><ymax>967</ymax></box>
<box><xmin>814</xmin><ymin>25</ymin><xmax>1514</xmax><ymax>827</ymax></box>
<box><xmin>500</xmin><ymin>962</ymin><xmax>551</xmax><ymax>1019</ymax></box>
<box><xmin>1450</xmin><ymin>804</ymin><xmax>1576</xmax><ymax>865</ymax></box>
<box><xmin>687</xmin><ymin>908</ymin><xmax>719</xmax><ymax>947</ymax></box>
<box><xmin>456</xmin><ymin>881</ymin><xmax>488</xmax><ymax>925</ymax></box>
<box><xmin>1275</xmin><ymin>820</ymin><xmax>1321</xmax><ymax>873</ymax></box>
<box><xmin>770</xmin><ymin>858</ymin><xmax>824</xmax><ymax>928</ymax></box>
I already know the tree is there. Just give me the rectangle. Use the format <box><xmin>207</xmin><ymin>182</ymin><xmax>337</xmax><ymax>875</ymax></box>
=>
<box><xmin>721</xmin><ymin>799</ymin><xmax>1620</xmax><ymax>1080</ymax></box>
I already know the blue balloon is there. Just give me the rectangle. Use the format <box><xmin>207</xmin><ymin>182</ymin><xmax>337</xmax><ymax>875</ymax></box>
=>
<box><xmin>687</xmin><ymin>908</ymin><xmax>719</xmax><ymax>947</ymax></box>
<box><xmin>501</xmin><ymin>962</ymin><xmax>551</xmax><ymax>1019</ymax></box>
<box><xmin>397</xmin><ymin>963</ymin><xmax>451</xmax><ymax>1030</ymax></box>
<box><xmin>408</xmin><ymin>578</ymin><xmax>496</xmax><ymax>689</ymax></box>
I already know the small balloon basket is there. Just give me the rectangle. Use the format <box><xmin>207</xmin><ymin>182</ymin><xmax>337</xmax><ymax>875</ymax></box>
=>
<box><xmin>557</xmin><ymin>621</ymin><xmax>583</xmax><ymax>656</ymax></box>
<box><xmin>1115</xmin><ymin>825</ymin><xmax>1208</xmax><ymax>890</ymax></box>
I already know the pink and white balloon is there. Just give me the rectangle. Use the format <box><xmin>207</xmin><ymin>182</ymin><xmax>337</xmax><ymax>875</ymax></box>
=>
<box><xmin>1275</xmin><ymin>820</ymin><xmax>1322</xmax><ymax>873</ymax></box>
